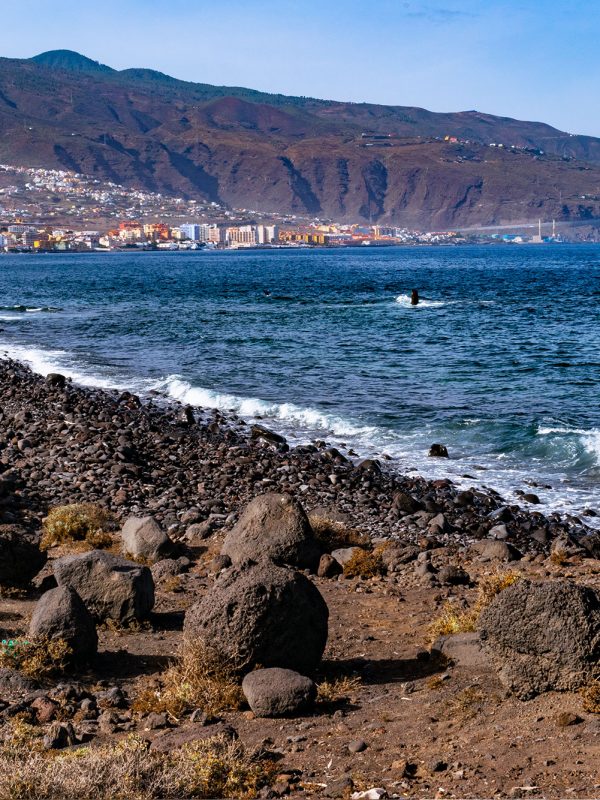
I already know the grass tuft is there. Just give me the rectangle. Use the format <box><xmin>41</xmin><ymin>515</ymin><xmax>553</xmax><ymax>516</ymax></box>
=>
<box><xmin>550</xmin><ymin>548</ymin><xmax>569</xmax><ymax>566</ymax></box>
<box><xmin>445</xmin><ymin>686</ymin><xmax>487</xmax><ymax>720</ymax></box>
<box><xmin>0</xmin><ymin>637</ymin><xmax>72</xmax><ymax>679</ymax></box>
<box><xmin>0</xmin><ymin>732</ymin><xmax>275</xmax><ymax>800</ymax></box>
<box><xmin>581</xmin><ymin>681</ymin><xmax>600</xmax><ymax>713</ymax></box>
<box><xmin>427</xmin><ymin>570</ymin><xmax>521</xmax><ymax>645</ymax></box>
<box><xmin>316</xmin><ymin>675</ymin><xmax>362</xmax><ymax>705</ymax></box>
<box><xmin>132</xmin><ymin>639</ymin><xmax>243</xmax><ymax>719</ymax></box>
<box><xmin>41</xmin><ymin>503</ymin><xmax>118</xmax><ymax>550</ymax></box>
<box><xmin>309</xmin><ymin>515</ymin><xmax>369</xmax><ymax>551</ymax></box>
<box><xmin>342</xmin><ymin>545</ymin><xmax>388</xmax><ymax>579</ymax></box>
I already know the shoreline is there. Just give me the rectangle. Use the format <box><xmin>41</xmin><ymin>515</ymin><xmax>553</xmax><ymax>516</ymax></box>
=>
<box><xmin>5</xmin><ymin>355</ymin><xmax>600</xmax><ymax>798</ymax></box>
<box><xmin>0</xmin><ymin>357</ymin><xmax>593</xmax><ymax>553</ymax></box>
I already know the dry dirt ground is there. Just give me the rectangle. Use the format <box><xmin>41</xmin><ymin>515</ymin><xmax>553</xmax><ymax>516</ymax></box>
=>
<box><xmin>3</xmin><ymin>541</ymin><xmax>600</xmax><ymax>799</ymax></box>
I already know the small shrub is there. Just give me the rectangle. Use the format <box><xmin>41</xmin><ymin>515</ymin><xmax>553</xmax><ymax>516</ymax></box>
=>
<box><xmin>0</xmin><ymin>636</ymin><xmax>72</xmax><ymax>679</ymax></box>
<box><xmin>41</xmin><ymin>503</ymin><xmax>118</xmax><ymax>550</ymax></box>
<box><xmin>581</xmin><ymin>681</ymin><xmax>600</xmax><ymax>713</ymax></box>
<box><xmin>426</xmin><ymin>570</ymin><xmax>521</xmax><ymax>644</ymax></box>
<box><xmin>343</xmin><ymin>545</ymin><xmax>387</xmax><ymax>579</ymax></box>
<box><xmin>317</xmin><ymin>675</ymin><xmax>361</xmax><ymax>704</ymax></box>
<box><xmin>132</xmin><ymin>639</ymin><xmax>243</xmax><ymax>719</ymax></box>
<box><xmin>161</xmin><ymin>576</ymin><xmax>183</xmax><ymax>593</ymax></box>
<box><xmin>0</xmin><ymin>732</ymin><xmax>276</xmax><ymax>800</ymax></box>
<box><xmin>309</xmin><ymin>515</ymin><xmax>369</xmax><ymax>550</ymax></box>
<box><xmin>445</xmin><ymin>686</ymin><xmax>487</xmax><ymax>720</ymax></box>
<box><xmin>550</xmin><ymin>548</ymin><xmax>569</xmax><ymax>566</ymax></box>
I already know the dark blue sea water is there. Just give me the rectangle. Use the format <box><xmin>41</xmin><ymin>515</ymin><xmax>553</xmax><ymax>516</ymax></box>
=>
<box><xmin>1</xmin><ymin>245</ymin><xmax>599</xmax><ymax>519</ymax></box>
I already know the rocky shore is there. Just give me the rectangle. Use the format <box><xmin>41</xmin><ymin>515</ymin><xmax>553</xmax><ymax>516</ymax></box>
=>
<box><xmin>3</xmin><ymin>357</ymin><xmax>600</xmax><ymax>800</ymax></box>
<box><xmin>0</xmin><ymin>358</ymin><xmax>594</xmax><ymax>553</ymax></box>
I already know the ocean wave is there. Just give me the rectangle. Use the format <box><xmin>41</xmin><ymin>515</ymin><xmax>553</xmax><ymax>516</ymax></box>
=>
<box><xmin>0</xmin><ymin>305</ymin><xmax>62</xmax><ymax>313</ymax></box>
<box><xmin>537</xmin><ymin>424</ymin><xmax>600</xmax><ymax>465</ymax></box>
<box><xmin>395</xmin><ymin>294</ymin><xmax>447</xmax><ymax>308</ymax></box>
<box><xmin>160</xmin><ymin>376</ymin><xmax>379</xmax><ymax>438</ymax></box>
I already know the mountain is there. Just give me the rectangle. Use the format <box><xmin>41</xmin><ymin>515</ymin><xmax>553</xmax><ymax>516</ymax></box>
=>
<box><xmin>0</xmin><ymin>50</ymin><xmax>599</xmax><ymax>228</ymax></box>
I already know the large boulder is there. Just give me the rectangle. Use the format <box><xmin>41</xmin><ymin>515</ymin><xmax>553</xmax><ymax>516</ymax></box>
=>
<box><xmin>53</xmin><ymin>550</ymin><xmax>154</xmax><ymax>624</ymax></box>
<box><xmin>242</xmin><ymin>668</ymin><xmax>316</xmax><ymax>717</ymax></box>
<box><xmin>121</xmin><ymin>516</ymin><xmax>173</xmax><ymax>562</ymax></box>
<box><xmin>480</xmin><ymin>580</ymin><xmax>600</xmax><ymax>699</ymax></box>
<box><xmin>184</xmin><ymin>560</ymin><xmax>328</xmax><ymax>675</ymax></box>
<box><xmin>221</xmin><ymin>493</ymin><xmax>320</xmax><ymax>570</ymax></box>
<box><xmin>0</xmin><ymin>526</ymin><xmax>47</xmax><ymax>587</ymax></box>
<box><xmin>28</xmin><ymin>586</ymin><xmax>97</xmax><ymax>662</ymax></box>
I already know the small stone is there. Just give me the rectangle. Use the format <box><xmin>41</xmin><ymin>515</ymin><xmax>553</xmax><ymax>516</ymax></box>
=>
<box><xmin>30</xmin><ymin>696</ymin><xmax>59</xmax><ymax>724</ymax></box>
<box><xmin>143</xmin><ymin>711</ymin><xmax>168</xmax><ymax>730</ymax></box>
<box><xmin>242</xmin><ymin>668</ymin><xmax>316</xmax><ymax>717</ymax></box>
<box><xmin>318</xmin><ymin>554</ymin><xmax>343</xmax><ymax>578</ymax></box>
<box><xmin>43</xmin><ymin>721</ymin><xmax>76</xmax><ymax>750</ymax></box>
<box><xmin>348</xmin><ymin>739</ymin><xmax>368</xmax><ymax>753</ymax></box>
<box><xmin>556</xmin><ymin>711</ymin><xmax>582</xmax><ymax>727</ymax></box>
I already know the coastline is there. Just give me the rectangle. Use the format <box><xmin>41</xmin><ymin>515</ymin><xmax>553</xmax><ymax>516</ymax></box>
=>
<box><xmin>5</xmin><ymin>359</ymin><xmax>600</xmax><ymax>798</ymax></box>
<box><xmin>0</xmin><ymin>356</ymin><xmax>593</xmax><ymax>552</ymax></box>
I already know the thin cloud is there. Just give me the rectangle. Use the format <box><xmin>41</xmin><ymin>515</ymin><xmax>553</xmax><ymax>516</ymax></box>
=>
<box><xmin>402</xmin><ymin>3</ymin><xmax>478</xmax><ymax>21</ymax></box>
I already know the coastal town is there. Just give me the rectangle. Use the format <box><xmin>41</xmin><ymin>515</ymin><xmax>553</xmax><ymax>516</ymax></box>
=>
<box><xmin>0</xmin><ymin>163</ymin><xmax>563</xmax><ymax>252</ymax></box>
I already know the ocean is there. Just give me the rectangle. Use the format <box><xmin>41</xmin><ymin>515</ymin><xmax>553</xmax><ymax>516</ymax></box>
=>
<box><xmin>0</xmin><ymin>244</ymin><xmax>599</xmax><ymax>521</ymax></box>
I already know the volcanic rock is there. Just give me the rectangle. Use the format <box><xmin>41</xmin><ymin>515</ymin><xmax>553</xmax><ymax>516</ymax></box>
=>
<box><xmin>429</xmin><ymin>444</ymin><xmax>449</xmax><ymax>458</ymax></box>
<box><xmin>221</xmin><ymin>493</ymin><xmax>320</xmax><ymax>570</ymax></box>
<box><xmin>480</xmin><ymin>580</ymin><xmax>600</xmax><ymax>698</ymax></box>
<box><xmin>121</xmin><ymin>515</ymin><xmax>173</xmax><ymax>562</ymax></box>
<box><xmin>0</xmin><ymin>527</ymin><xmax>47</xmax><ymax>587</ymax></box>
<box><xmin>183</xmin><ymin>560</ymin><xmax>328</xmax><ymax>674</ymax></box>
<box><xmin>242</xmin><ymin>667</ymin><xmax>316</xmax><ymax>717</ymax></box>
<box><xmin>469</xmin><ymin>540</ymin><xmax>522</xmax><ymax>562</ymax></box>
<box><xmin>28</xmin><ymin>586</ymin><xmax>98</xmax><ymax>661</ymax></box>
<box><xmin>53</xmin><ymin>550</ymin><xmax>154</xmax><ymax>624</ymax></box>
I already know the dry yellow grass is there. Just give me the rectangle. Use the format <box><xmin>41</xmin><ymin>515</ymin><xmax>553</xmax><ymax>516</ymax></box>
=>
<box><xmin>132</xmin><ymin>639</ymin><xmax>243</xmax><ymax>719</ymax></box>
<box><xmin>0</xmin><ymin>637</ymin><xmax>72</xmax><ymax>679</ymax></box>
<box><xmin>427</xmin><ymin>571</ymin><xmax>521</xmax><ymax>644</ymax></box>
<box><xmin>41</xmin><ymin>503</ymin><xmax>118</xmax><ymax>550</ymax></box>
<box><xmin>317</xmin><ymin>675</ymin><xmax>362</xmax><ymax>704</ymax></box>
<box><xmin>445</xmin><ymin>686</ymin><xmax>487</xmax><ymax>720</ymax></box>
<box><xmin>580</xmin><ymin>681</ymin><xmax>600</xmax><ymax>713</ymax></box>
<box><xmin>0</xmin><ymin>731</ymin><xmax>275</xmax><ymax>800</ymax></box>
<box><xmin>550</xmin><ymin>548</ymin><xmax>569</xmax><ymax>566</ymax></box>
<box><xmin>309</xmin><ymin>514</ymin><xmax>369</xmax><ymax>551</ymax></box>
<box><xmin>342</xmin><ymin>545</ymin><xmax>388</xmax><ymax>579</ymax></box>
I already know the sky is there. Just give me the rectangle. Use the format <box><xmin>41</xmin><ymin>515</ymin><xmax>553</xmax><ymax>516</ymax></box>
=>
<box><xmin>2</xmin><ymin>0</ymin><xmax>599</xmax><ymax>137</ymax></box>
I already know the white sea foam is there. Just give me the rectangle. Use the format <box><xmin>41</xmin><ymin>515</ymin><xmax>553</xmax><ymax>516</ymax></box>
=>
<box><xmin>1</xmin><ymin>339</ymin><xmax>598</xmax><ymax>526</ymax></box>
<box><xmin>537</xmin><ymin>424</ymin><xmax>600</xmax><ymax>466</ymax></box>
<box><xmin>395</xmin><ymin>294</ymin><xmax>446</xmax><ymax>308</ymax></box>
<box><xmin>582</xmin><ymin>429</ymin><xmax>600</xmax><ymax>461</ymax></box>
<box><xmin>160</xmin><ymin>376</ymin><xmax>379</xmax><ymax>438</ymax></box>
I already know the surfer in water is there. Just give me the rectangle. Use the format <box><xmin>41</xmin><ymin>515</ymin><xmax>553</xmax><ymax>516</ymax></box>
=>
<box><xmin>411</xmin><ymin>289</ymin><xmax>419</xmax><ymax>306</ymax></box>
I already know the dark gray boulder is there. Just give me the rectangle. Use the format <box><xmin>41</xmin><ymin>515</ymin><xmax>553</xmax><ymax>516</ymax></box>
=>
<box><xmin>242</xmin><ymin>668</ymin><xmax>316</xmax><ymax>717</ymax></box>
<box><xmin>184</xmin><ymin>560</ymin><xmax>328</xmax><ymax>675</ymax></box>
<box><xmin>429</xmin><ymin>444</ymin><xmax>449</xmax><ymax>458</ymax></box>
<box><xmin>53</xmin><ymin>550</ymin><xmax>154</xmax><ymax>624</ymax></box>
<box><xmin>29</xmin><ymin>586</ymin><xmax>97</xmax><ymax>662</ymax></box>
<box><xmin>480</xmin><ymin>580</ymin><xmax>600</xmax><ymax>699</ymax></box>
<box><xmin>0</xmin><ymin>526</ymin><xmax>47</xmax><ymax>587</ymax></box>
<box><xmin>469</xmin><ymin>540</ymin><xmax>522</xmax><ymax>562</ymax></box>
<box><xmin>121</xmin><ymin>516</ymin><xmax>172</xmax><ymax>562</ymax></box>
<box><xmin>221</xmin><ymin>493</ymin><xmax>320</xmax><ymax>571</ymax></box>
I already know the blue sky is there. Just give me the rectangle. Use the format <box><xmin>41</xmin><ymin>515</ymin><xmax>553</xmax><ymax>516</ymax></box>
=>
<box><xmin>2</xmin><ymin>0</ymin><xmax>599</xmax><ymax>136</ymax></box>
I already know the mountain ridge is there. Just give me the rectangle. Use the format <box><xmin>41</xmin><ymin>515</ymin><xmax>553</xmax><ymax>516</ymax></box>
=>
<box><xmin>0</xmin><ymin>50</ymin><xmax>598</xmax><ymax>228</ymax></box>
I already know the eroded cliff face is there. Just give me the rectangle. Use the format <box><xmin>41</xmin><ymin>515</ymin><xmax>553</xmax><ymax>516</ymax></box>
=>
<box><xmin>1</xmin><ymin>53</ymin><xmax>599</xmax><ymax>227</ymax></box>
